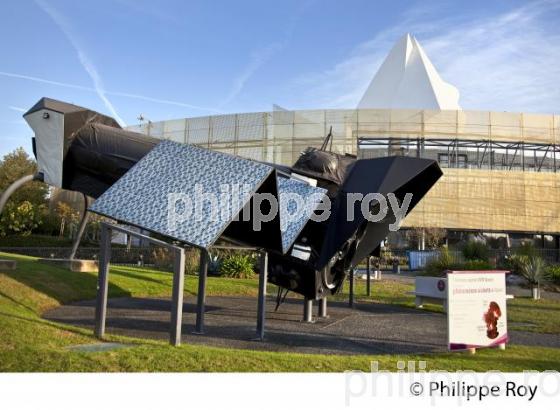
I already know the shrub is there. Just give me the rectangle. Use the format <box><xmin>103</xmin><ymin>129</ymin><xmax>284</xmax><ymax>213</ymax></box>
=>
<box><xmin>424</xmin><ymin>247</ymin><xmax>453</xmax><ymax>276</ymax></box>
<box><xmin>545</xmin><ymin>265</ymin><xmax>560</xmax><ymax>286</ymax></box>
<box><xmin>516</xmin><ymin>242</ymin><xmax>537</xmax><ymax>257</ymax></box>
<box><xmin>219</xmin><ymin>254</ymin><xmax>255</xmax><ymax>279</ymax></box>
<box><xmin>0</xmin><ymin>201</ymin><xmax>43</xmax><ymax>237</ymax></box>
<box><xmin>510</xmin><ymin>254</ymin><xmax>548</xmax><ymax>286</ymax></box>
<box><xmin>461</xmin><ymin>259</ymin><xmax>493</xmax><ymax>270</ymax></box>
<box><xmin>423</xmin><ymin>249</ymin><xmax>493</xmax><ymax>276</ymax></box>
<box><xmin>462</xmin><ymin>240</ymin><xmax>489</xmax><ymax>261</ymax></box>
<box><xmin>34</xmin><ymin>210</ymin><xmax>61</xmax><ymax>236</ymax></box>
<box><xmin>152</xmin><ymin>247</ymin><xmax>173</xmax><ymax>270</ymax></box>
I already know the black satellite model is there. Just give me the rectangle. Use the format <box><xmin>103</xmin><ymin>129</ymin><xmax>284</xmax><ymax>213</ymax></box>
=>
<box><xmin>22</xmin><ymin>97</ymin><xmax>442</xmax><ymax>301</ymax></box>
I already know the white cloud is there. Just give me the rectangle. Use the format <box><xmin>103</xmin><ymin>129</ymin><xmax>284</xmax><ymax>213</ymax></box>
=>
<box><xmin>290</xmin><ymin>1</ymin><xmax>560</xmax><ymax>114</ymax></box>
<box><xmin>35</xmin><ymin>0</ymin><xmax>126</xmax><ymax>125</ymax></box>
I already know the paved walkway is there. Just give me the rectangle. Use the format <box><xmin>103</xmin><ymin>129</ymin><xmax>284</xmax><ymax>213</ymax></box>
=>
<box><xmin>43</xmin><ymin>295</ymin><xmax>559</xmax><ymax>355</ymax></box>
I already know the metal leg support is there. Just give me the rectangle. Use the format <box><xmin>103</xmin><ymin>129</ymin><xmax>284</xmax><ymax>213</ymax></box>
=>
<box><xmin>194</xmin><ymin>249</ymin><xmax>208</xmax><ymax>334</ymax></box>
<box><xmin>255</xmin><ymin>251</ymin><xmax>268</xmax><ymax>340</ymax></box>
<box><xmin>349</xmin><ymin>268</ymin><xmax>355</xmax><ymax>308</ymax></box>
<box><xmin>318</xmin><ymin>297</ymin><xmax>328</xmax><ymax>318</ymax></box>
<box><xmin>94</xmin><ymin>224</ymin><xmax>111</xmax><ymax>339</ymax></box>
<box><xmin>69</xmin><ymin>193</ymin><xmax>90</xmax><ymax>260</ymax></box>
<box><xmin>170</xmin><ymin>248</ymin><xmax>186</xmax><ymax>346</ymax></box>
<box><xmin>366</xmin><ymin>257</ymin><xmax>371</xmax><ymax>296</ymax></box>
<box><xmin>303</xmin><ymin>298</ymin><xmax>314</xmax><ymax>322</ymax></box>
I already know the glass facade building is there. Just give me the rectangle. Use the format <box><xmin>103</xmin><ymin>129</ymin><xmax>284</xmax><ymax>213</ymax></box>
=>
<box><xmin>127</xmin><ymin>108</ymin><xmax>560</xmax><ymax>235</ymax></box>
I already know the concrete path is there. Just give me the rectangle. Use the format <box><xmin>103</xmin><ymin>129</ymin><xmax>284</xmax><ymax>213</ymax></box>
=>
<box><xmin>43</xmin><ymin>295</ymin><xmax>560</xmax><ymax>355</ymax></box>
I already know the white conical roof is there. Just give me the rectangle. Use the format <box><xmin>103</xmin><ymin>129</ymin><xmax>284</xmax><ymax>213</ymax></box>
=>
<box><xmin>358</xmin><ymin>33</ymin><xmax>461</xmax><ymax>110</ymax></box>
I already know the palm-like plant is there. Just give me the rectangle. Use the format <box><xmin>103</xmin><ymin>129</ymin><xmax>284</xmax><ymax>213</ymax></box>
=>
<box><xmin>510</xmin><ymin>254</ymin><xmax>548</xmax><ymax>299</ymax></box>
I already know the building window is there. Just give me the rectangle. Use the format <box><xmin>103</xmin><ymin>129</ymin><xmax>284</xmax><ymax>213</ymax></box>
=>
<box><xmin>438</xmin><ymin>153</ymin><xmax>468</xmax><ymax>168</ymax></box>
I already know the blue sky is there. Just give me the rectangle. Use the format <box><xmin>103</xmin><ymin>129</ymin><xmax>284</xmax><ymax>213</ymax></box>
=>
<box><xmin>1</xmin><ymin>0</ymin><xmax>559</xmax><ymax>157</ymax></box>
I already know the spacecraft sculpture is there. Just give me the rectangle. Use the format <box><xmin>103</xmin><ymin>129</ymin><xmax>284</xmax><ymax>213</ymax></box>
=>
<box><xmin>9</xmin><ymin>97</ymin><xmax>442</xmax><ymax>343</ymax></box>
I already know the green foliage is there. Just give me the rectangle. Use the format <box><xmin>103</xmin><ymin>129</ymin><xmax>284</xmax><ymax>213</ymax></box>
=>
<box><xmin>424</xmin><ymin>247</ymin><xmax>453</xmax><ymax>276</ymax></box>
<box><xmin>510</xmin><ymin>254</ymin><xmax>548</xmax><ymax>286</ymax></box>
<box><xmin>424</xmin><ymin>248</ymin><xmax>493</xmax><ymax>276</ymax></box>
<box><xmin>55</xmin><ymin>202</ymin><xmax>79</xmax><ymax>237</ymax></box>
<box><xmin>219</xmin><ymin>254</ymin><xmax>255</xmax><ymax>279</ymax></box>
<box><xmin>0</xmin><ymin>234</ymin><xmax>74</xmax><ymax>247</ymax></box>
<box><xmin>516</xmin><ymin>242</ymin><xmax>538</xmax><ymax>257</ymax></box>
<box><xmin>0</xmin><ymin>201</ymin><xmax>44</xmax><ymax>237</ymax></box>
<box><xmin>461</xmin><ymin>259</ymin><xmax>493</xmax><ymax>270</ymax></box>
<box><xmin>0</xmin><ymin>148</ymin><xmax>48</xmax><ymax>206</ymax></box>
<box><xmin>34</xmin><ymin>210</ymin><xmax>62</xmax><ymax>236</ymax></box>
<box><xmin>545</xmin><ymin>265</ymin><xmax>560</xmax><ymax>286</ymax></box>
<box><xmin>462</xmin><ymin>240</ymin><xmax>489</xmax><ymax>261</ymax></box>
<box><xmin>0</xmin><ymin>149</ymin><xmax>49</xmax><ymax>237</ymax></box>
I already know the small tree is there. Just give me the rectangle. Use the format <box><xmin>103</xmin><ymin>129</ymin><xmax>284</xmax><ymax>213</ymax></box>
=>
<box><xmin>55</xmin><ymin>202</ymin><xmax>79</xmax><ymax>237</ymax></box>
<box><xmin>0</xmin><ymin>148</ymin><xmax>48</xmax><ymax>206</ymax></box>
<box><xmin>0</xmin><ymin>201</ymin><xmax>43</xmax><ymax>237</ymax></box>
<box><xmin>509</xmin><ymin>254</ymin><xmax>549</xmax><ymax>299</ymax></box>
<box><xmin>409</xmin><ymin>227</ymin><xmax>446</xmax><ymax>249</ymax></box>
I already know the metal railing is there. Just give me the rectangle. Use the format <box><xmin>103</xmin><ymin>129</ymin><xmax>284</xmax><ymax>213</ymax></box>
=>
<box><xmin>359</xmin><ymin>137</ymin><xmax>560</xmax><ymax>173</ymax></box>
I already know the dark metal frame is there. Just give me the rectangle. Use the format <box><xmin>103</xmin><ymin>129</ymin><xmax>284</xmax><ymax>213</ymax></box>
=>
<box><xmin>359</xmin><ymin>137</ymin><xmax>560</xmax><ymax>173</ymax></box>
<box><xmin>95</xmin><ymin>223</ymin><xmax>192</xmax><ymax>346</ymax></box>
<box><xmin>94</xmin><ymin>222</ymin><xmax>271</xmax><ymax>345</ymax></box>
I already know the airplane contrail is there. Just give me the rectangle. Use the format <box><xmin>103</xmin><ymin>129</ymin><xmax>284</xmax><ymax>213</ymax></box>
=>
<box><xmin>35</xmin><ymin>0</ymin><xmax>126</xmax><ymax>125</ymax></box>
<box><xmin>0</xmin><ymin>71</ymin><xmax>222</xmax><ymax>115</ymax></box>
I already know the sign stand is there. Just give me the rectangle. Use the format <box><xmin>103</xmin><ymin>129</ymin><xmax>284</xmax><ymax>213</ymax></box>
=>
<box><xmin>447</xmin><ymin>270</ymin><xmax>509</xmax><ymax>354</ymax></box>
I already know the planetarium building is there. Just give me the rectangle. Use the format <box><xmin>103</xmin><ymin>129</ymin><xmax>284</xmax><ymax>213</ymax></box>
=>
<box><xmin>127</xmin><ymin>34</ymin><xmax>560</xmax><ymax>245</ymax></box>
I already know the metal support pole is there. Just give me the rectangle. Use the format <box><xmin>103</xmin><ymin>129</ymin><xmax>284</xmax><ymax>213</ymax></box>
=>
<box><xmin>318</xmin><ymin>297</ymin><xmax>328</xmax><ymax>318</ymax></box>
<box><xmin>366</xmin><ymin>257</ymin><xmax>371</xmax><ymax>297</ymax></box>
<box><xmin>303</xmin><ymin>298</ymin><xmax>313</xmax><ymax>322</ymax></box>
<box><xmin>349</xmin><ymin>268</ymin><xmax>355</xmax><ymax>308</ymax></box>
<box><xmin>169</xmin><ymin>248</ymin><xmax>186</xmax><ymax>346</ymax></box>
<box><xmin>69</xmin><ymin>193</ymin><xmax>90</xmax><ymax>260</ymax></box>
<box><xmin>194</xmin><ymin>249</ymin><xmax>208</xmax><ymax>334</ymax></box>
<box><xmin>94</xmin><ymin>224</ymin><xmax>111</xmax><ymax>339</ymax></box>
<box><xmin>255</xmin><ymin>251</ymin><xmax>268</xmax><ymax>340</ymax></box>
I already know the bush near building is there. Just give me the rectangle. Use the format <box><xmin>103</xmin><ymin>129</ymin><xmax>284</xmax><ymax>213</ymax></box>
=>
<box><xmin>546</xmin><ymin>265</ymin><xmax>560</xmax><ymax>286</ymax></box>
<box><xmin>423</xmin><ymin>246</ymin><xmax>492</xmax><ymax>276</ymax></box>
<box><xmin>220</xmin><ymin>254</ymin><xmax>255</xmax><ymax>279</ymax></box>
<box><xmin>462</xmin><ymin>240</ymin><xmax>490</xmax><ymax>261</ymax></box>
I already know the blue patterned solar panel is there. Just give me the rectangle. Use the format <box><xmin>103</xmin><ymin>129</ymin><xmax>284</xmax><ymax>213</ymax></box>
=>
<box><xmin>277</xmin><ymin>177</ymin><xmax>327</xmax><ymax>252</ymax></box>
<box><xmin>89</xmin><ymin>140</ymin><xmax>274</xmax><ymax>249</ymax></box>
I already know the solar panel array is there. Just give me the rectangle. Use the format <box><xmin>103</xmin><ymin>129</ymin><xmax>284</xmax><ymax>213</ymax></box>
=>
<box><xmin>277</xmin><ymin>177</ymin><xmax>327</xmax><ymax>252</ymax></box>
<box><xmin>90</xmin><ymin>140</ymin><xmax>273</xmax><ymax>249</ymax></box>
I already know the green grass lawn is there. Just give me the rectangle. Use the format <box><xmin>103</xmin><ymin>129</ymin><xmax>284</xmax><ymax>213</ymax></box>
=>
<box><xmin>333</xmin><ymin>279</ymin><xmax>560</xmax><ymax>334</ymax></box>
<box><xmin>1</xmin><ymin>251</ymin><xmax>560</xmax><ymax>372</ymax></box>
